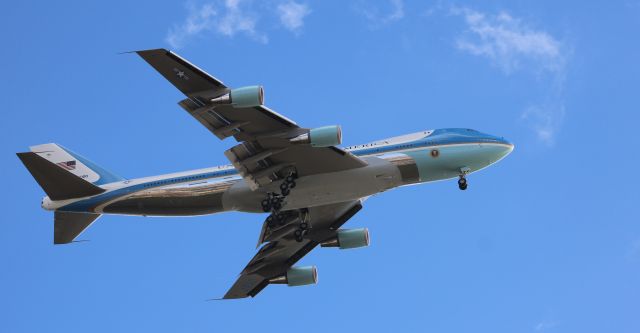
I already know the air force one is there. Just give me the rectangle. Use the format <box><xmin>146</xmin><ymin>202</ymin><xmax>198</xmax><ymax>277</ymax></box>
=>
<box><xmin>17</xmin><ymin>49</ymin><xmax>513</xmax><ymax>299</ymax></box>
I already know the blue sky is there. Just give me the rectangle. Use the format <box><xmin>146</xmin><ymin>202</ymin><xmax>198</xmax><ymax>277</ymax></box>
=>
<box><xmin>1</xmin><ymin>0</ymin><xmax>639</xmax><ymax>332</ymax></box>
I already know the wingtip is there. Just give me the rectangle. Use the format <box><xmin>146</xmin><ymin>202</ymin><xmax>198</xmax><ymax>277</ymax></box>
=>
<box><xmin>205</xmin><ymin>297</ymin><xmax>225</xmax><ymax>301</ymax></box>
<box><xmin>117</xmin><ymin>48</ymin><xmax>170</xmax><ymax>56</ymax></box>
<box><xmin>206</xmin><ymin>296</ymin><xmax>241</xmax><ymax>301</ymax></box>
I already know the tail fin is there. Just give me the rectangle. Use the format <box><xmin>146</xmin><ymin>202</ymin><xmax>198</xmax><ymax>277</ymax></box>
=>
<box><xmin>17</xmin><ymin>152</ymin><xmax>105</xmax><ymax>200</ymax></box>
<box><xmin>27</xmin><ymin>143</ymin><xmax>124</xmax><ymax>185</ymax></box>
<box><xmin>17</xmin><ymin>143</ymin><xmax>124</xmax><ymax>201</ymax></box>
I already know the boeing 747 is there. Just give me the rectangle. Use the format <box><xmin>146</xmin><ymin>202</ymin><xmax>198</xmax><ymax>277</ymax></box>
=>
<box><xmin>17</xmin><ymin>49</ymin><xmax>513</xmax><ymax>298</ymax></box>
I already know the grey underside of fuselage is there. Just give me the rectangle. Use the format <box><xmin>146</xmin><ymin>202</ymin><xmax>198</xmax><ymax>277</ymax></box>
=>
<box><xmin>102</xmin><ymin>181</ymin><xmax>234</xmax><ymax>216</ymax></box>
<box><xmin>101</xmin><ymin>156</ymin><xmax>421</xmax><ymax>216</ymax></box>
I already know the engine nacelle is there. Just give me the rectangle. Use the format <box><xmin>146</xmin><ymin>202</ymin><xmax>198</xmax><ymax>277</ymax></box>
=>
<box><xmin>321</xmin><ymin>228</ymin><xmax>370</xmax><ymax>249</ymax></box>
<box><xmin>210</xmin><ymin>85</ymin><xmax>264</xmax><ymax>108</ymax></box>
<box><xmin>269</xmin><ymin>266</ymin><xmax>318</xmax><ymax>287</ymax></box>
<box><xmin>286</xmin><ymin>266</ymin><xmax>318</xmax><ymax>286</ymax></box>
<box><xmin>289</xmin><ymin>125</ymin><xmax>342</xmax><ymax>147</ymax></box>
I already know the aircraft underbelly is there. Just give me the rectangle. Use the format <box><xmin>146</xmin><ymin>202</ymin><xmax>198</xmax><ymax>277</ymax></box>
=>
<box><xmin>100</xmin><ymin>157</ymin><xmax>409</xmax><ymax>216</ymax></box>
<box><xmin>223</xmin><ymin>156</ymin><xmax>403</xmax><ymax>212</ymax></box>
<box><xmin>101</xmin><ymin>181</ymin><xmax>233</xmax><ymax>216</ymax></box>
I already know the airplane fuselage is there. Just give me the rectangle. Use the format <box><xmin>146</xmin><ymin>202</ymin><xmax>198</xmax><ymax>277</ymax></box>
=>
<box><xmin>42</xmin><ymin>128</ymin><xmax>513</xmax><ymax>216</ymax></box>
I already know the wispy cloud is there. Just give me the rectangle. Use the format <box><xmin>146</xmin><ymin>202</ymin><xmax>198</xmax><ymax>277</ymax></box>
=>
<box><xmin>453</xmin><ymin>7</ymin><xmax>569</xmax><ymax>145</ymax></box>
<box><xmin>277</xmin><ymin>1</ymin><xmax>311</xmax><ymax>33</ymax></box>
<box><xmin>166</xmin><ymin>0</ymin><xmax>266</xmax><ymax>48</ymax></box>
<box><xmin>166</xmin><ymin>0</ymin><xmax>312</xmax><ymax>49</ymax></box>
<box><xmin>535</xmin><ymin>319</ymin><xmax>558</xmax><ymax>331</ymax></box>
<box><xmin>454</xmin><ymin>8</ymin><xmax>565</xmax><ymax>74</ymax></box>
<box><xmin>355</xmin><ymin>0</ymin><xmax>404</xmax><ymax>28</ymax></box>
<box><xmin>520</xmin><ymin>103</ymin><xmax>566</xmax><ymax>146</ymax></box>
<box><xmin>166</xmin><ymin>3</ymin><xmax>219</xmax><ymax>49</ymax></box>
<box><xmin>216</xmin><ymin>0</ymin><xmax>267</xmax><ymax>43</ymax></box>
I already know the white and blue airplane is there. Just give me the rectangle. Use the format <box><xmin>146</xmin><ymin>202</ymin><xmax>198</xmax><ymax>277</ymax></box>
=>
<box><xmin>17</xmin><ymin>49</ymin><xmax>513</xmax><ymax>299</ymax></box>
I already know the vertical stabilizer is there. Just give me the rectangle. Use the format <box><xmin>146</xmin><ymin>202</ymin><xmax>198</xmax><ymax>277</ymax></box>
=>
<box><xmin>29</xmin><ymin>143</ymin><xmax>124</xmax><ymax>185</ymax></box>
<box><xmin>17</xmin><ymin>152</ymin><xmax>106</xmax><ymax>201</ymax></box>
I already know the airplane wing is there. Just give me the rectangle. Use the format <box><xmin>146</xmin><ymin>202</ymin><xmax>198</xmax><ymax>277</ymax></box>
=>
<box><xmin>136</xmin><ymin>49</ymin><xmax>366</xmax><ymax>189</ymax></box>
<box><xmin>223</xmin><ymin>200</ymin><xmax>363</xmax><ymax>299</ymax></box>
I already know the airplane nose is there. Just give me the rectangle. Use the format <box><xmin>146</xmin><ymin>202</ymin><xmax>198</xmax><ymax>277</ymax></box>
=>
<box><xmin>480</xmin><ymin>137</ymin><xmax>514</xmax><ymax>164</ymax></box>
<box><xmin>504</xmin><ymin>140</ymin><xmax>514</xmax><ymax>154</ymax></box>
<box><xmin>496</xmin><ymin>138</ymin><xmax>514</xmax><ymax>159</ymax></box>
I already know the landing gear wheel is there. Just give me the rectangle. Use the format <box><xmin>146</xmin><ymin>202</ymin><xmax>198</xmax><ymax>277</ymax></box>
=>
<box><xmin>299</xmin><ymin>222</ymin><xmax>308</xmax><ymax>230</ymax></box>
<box><xmin>286</xmin><ymin>175</ymin><xmax>296</xmax><ymax>183</ymax></box>
<box><xmin>458</xmin><ymin>177</ymin><xmax>468</xmax><ymax>191</ymax></box>
<box><xmin>269</xmin><ymin>196</ymin><xmax>283</xmax><ymax>209</ymax></box>
<box><xmin>266</xmin><ymin>215</ymin><xmax>276</xmax><ymax>228</ymax></box>
<box><xmin>294</xmin><ymin>229</ymin><xmax>305</xmax><ymax>243</ymax></box>
<box><xmin>281</xmin><ymin>188</ymin><xmax>290</xmax><ymax>196</ymax></box>
<box><xmin>288</xmin><ymin>180</ymin><xmax>296</xmax><ymax>189</ymax></box>
<box><xmin>261</xmin><ymin>199</ymin><xmax>271</xmax><ymax>212</ymax></box>
<box><xmin>280</xmin><ymin>182</ymin><xmax>289</xmax><ymax>192</ymax></box>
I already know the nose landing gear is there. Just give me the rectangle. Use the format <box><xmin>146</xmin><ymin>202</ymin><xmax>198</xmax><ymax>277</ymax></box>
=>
<box><xmin>458</xmin><ymin>177</ymin><xmax>467</xmax><ymax>190</ymax></box>
<box><xmin>458</xmin><ymin>167</ymin><xmax>470</xmax><ymax>191</ymax></box>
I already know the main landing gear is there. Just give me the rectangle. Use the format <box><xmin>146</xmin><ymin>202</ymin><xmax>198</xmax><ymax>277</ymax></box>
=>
<box><xmin>279</xmin><ymin>174</ymin><xmax>297</xmax><ymax>196</ymax></box>
<box><xmin>458</xmin><ymin>167</ymin><xmax>470</xmax><ymax>191</ymax></box>
<box><xmin>293</xmin><ymin>211</ymin><xmax>309</xmax><ymax>243</ymax></box>
<box><xmin>260</xmin><ymin>172</ymin><xmax>308</xmax><ymax>242</ymax></box>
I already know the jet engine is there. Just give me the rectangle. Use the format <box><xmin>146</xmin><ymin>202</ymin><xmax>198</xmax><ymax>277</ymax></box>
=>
<box><xmin>321</xmin><ymin>228</ymin><xmax>370</xmax><ymax>249</ymax></box>
<box><xmin>210</xmin><ymin>85</ymin><xmax>264</xmax><ymax>108</ymax></box>
<box><xmin>269</xmin><ymin>266</ymin><xmax>318</xmax><ymax>286</ymax></box>
<box><xmin>289</xmin><ymin>125</ymin><xmax>342</xmax><ymax>147</ymax></box>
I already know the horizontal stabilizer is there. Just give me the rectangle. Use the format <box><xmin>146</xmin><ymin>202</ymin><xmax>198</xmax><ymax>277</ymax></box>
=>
<box><xmin>54</xmin><ymin>211</ymin><xmax>101</xmax><ymax>244</ymax></box>
<box><xmin>17</xmin><ymin>152</ymin><xmax>105</xmax><ymax>200</ymax></box>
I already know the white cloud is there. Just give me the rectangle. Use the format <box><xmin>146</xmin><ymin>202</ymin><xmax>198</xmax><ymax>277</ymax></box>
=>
<box><xmin>520</xmin><ymin>103</ymin><xmax>565</xmax><ymax>146</ymax></box>
<box><xmin>166</xmin><ymin>0</ymin><xmax>313</xmax><ymax>48</ymax></box>
<box><xmin>355</xmin><ymin>0</ymin><xmax>404</xmax><ymax>28</ymax></box>
<box><xmin>277</xmin><ymin>1</ymin><xmax>311</xmax><ymax>33</ymax></box>
<box><xmin>452</xmin><ymin>7</ymin><xmax>570</xmax><ymax>145</ymax></box>
<box><xmin>454</xmin><ymin>7</ymin><xmax>565</xmax><ymax>74</ymax></box>
<box><xmin>216</xmin><ymin>0</ymin><xmax>267</xmax><ymax>43</ymax></box>
<box><xmin>166</xmin><ymin>3</ymin><xmax>218</xmax><ymax>49</ymax></box>
<box><xmin>166</xmin><ymin>0</ymin><xmax>267</xmax><ymax>49</ymax></box>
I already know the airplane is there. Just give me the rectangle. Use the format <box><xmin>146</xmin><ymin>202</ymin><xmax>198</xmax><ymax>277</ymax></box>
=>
<box><xmin>17</xmin><ymin>48</ymin><xmax>514</xmax><ymax>299</ymax></box>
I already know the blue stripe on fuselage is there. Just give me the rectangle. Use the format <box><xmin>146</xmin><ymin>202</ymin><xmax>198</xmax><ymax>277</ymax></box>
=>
<box><xmin>59</xmin><ymin>168</ymin><xmax>238</xmax><ymax>212</ymax></box>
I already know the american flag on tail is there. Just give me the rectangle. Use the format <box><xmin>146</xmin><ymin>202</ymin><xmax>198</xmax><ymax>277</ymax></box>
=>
<box><xmin>56</xmin><ymin>160</ymin><xmax>76</xmax><ymax>170</ymax></box>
